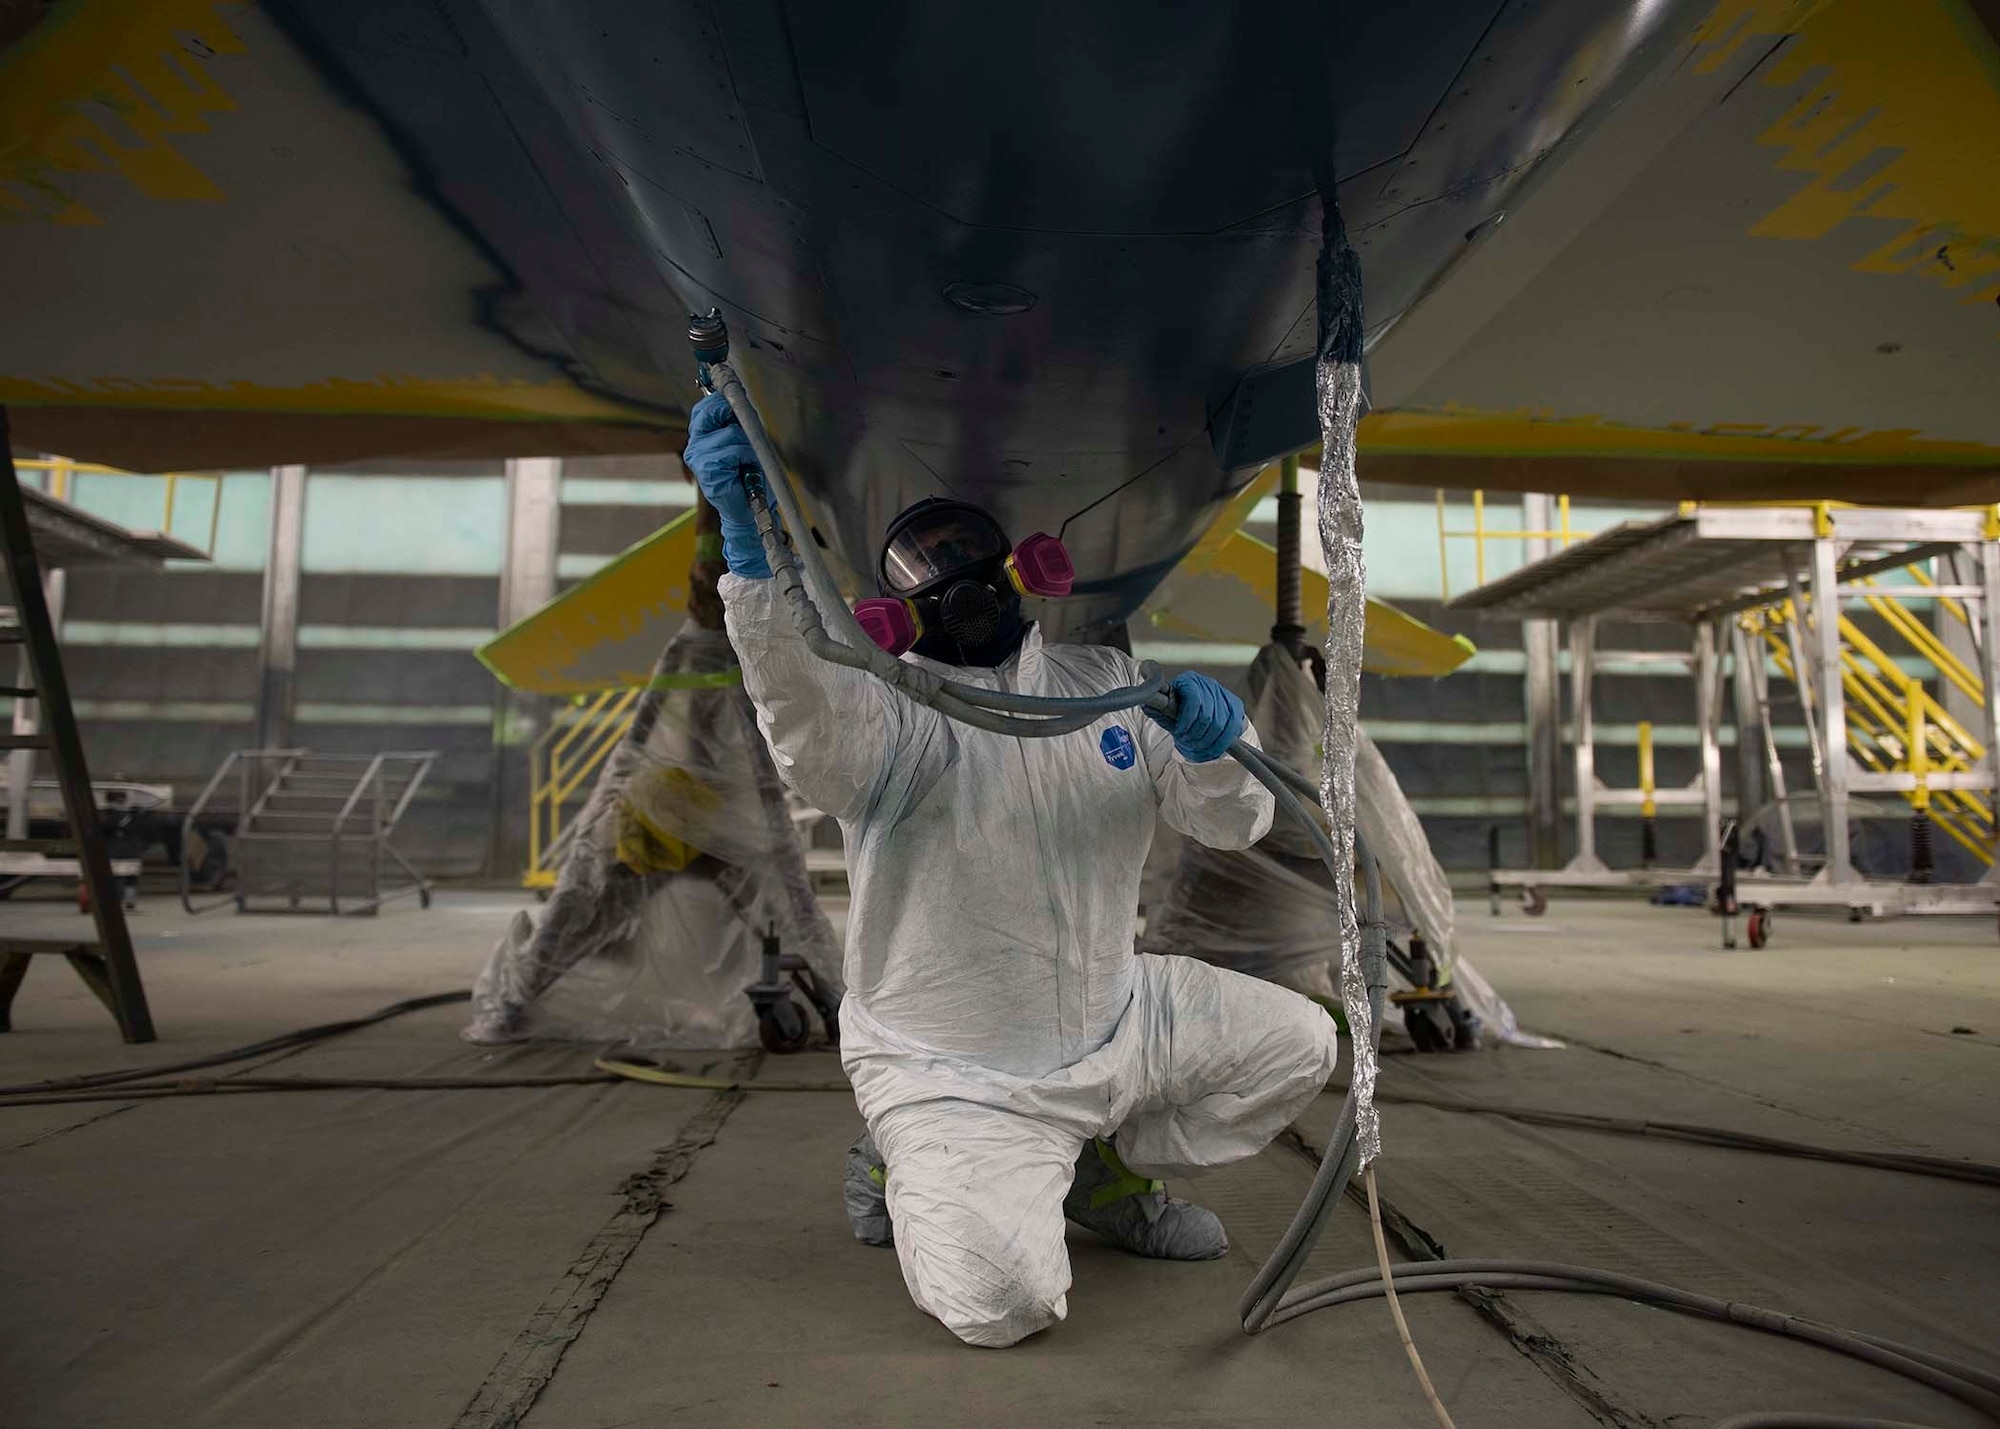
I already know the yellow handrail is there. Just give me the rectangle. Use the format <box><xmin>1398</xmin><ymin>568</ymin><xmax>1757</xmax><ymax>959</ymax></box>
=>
<box><xmin>15</xmin><ymin>454</ymin><xmax>225</xmax><ymax>558</ymax></box>
<box><xmin>1761</xmin><ymin>621</ymin><xmax>1970</xmax><ymax>858</ymax></box>
<box><xmin>1857</xmin><ymin>579</ymin><xmax>1982</xmax><ymax>707</ymax></box>
<box><xmin>1838</xmin><ymin>614</ymin><xmax>1986</xmax><ymax>757</ymax></box>
<box><xmin>525</xmin><ymin>688</ymin><xmax>641</xmax><ymax>889</ymax></box>
<box><xmin>1904</xmin><ymin>564</ymin><xmax>1970</xmax><ymax>628</ymax></box>
<box><xmin>1434</xmin><ymin>489</ymin><xmax>1592</xmax><ymax>600</ymax></box>
<box><xmin>1472</xmin><ymin>489</ymin><xmax>1485</xmax><ymax>588</ymax></box>
<box><xmin>1906</xmin><ymin>677</ymin><xmax>1930</xmax><ymax>813</ymax></box>
<box><xmin>1637</xmin><ymin>721</ymin><xmax>1656</xmax><ymax>819</ymax></box>
<box><xmin>1745</xmin><ymin>589</ymin><xmax>1994</xmax><ymax>867</ymax></box>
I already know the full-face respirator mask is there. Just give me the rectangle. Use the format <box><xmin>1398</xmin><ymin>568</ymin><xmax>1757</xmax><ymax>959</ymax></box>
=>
<box><xmin>851</xmin><ymin>499</ymin><xmax>1074</xmax><ymax>668</ymax></box>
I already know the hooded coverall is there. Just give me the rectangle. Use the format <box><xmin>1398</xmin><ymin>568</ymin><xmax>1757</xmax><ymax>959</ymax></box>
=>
<box><xmin>722</xmin><ymin>574</ymin><xmax>1340</xmax><ymax>1347</ymax></box>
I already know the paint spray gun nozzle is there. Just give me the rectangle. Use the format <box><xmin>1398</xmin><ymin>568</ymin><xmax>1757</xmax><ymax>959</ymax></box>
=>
<box><xmin>689</xmin><ymin>310</ymin><xmax>730</xmax><ymax>391</ymax></box>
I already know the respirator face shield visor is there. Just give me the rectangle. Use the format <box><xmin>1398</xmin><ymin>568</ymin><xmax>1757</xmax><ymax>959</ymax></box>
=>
<box><xmin>880</xmin><ymin>504</ymin><xmax>1012</xmax><ymax>596</ymax></box>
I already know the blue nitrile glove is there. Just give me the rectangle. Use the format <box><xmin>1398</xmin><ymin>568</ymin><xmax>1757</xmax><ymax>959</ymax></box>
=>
<box><xmin>1160</xmin><ymin>672</ymin><xmax>1246</xmax><ymax>763</ymax></box>
<box><xmin>682</xmin><ymin>392</ymin><xmax>776</xmax><ymax>578</ymax></box>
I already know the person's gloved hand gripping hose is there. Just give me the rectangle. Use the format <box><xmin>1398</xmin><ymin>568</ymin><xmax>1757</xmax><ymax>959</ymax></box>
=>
<box><xmin>1156</xmin><ymin>672</ymin><xmax>1246</xmax><ymax>763</ymax></box>
<box><xmin>683</xmin><ymin>392</ymin><xmax>779</xmax><ymax>579</ymax></box>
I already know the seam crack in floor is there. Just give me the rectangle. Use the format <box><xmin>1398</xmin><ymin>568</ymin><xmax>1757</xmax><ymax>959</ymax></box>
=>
<box><xmin>1536</xmin><ymin>1031</ymin><xmax>1910</xmax><ymax>1147</ymax></box>
<box><xmin>1280</xmin><ymin>1126</ymin><xmax>1667</xmax><ymax>1429</ymax></box>
<box><xmin>1</xmin><ymin>1099</ymin><xmax>136</xmax><ymax>1152</ymax></box>
<box><xmin>452</xmin><ymin>1074</ymin><xmax>750</xmax><ymax>1429</ymax></box>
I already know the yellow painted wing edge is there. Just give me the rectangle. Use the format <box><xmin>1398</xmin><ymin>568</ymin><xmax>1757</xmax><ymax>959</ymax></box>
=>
<box><xmin>1149</xmin><ymin>471</ymin><xmax>1475</xmax><ymax>677</ymax></box>
<box><xmin>1208</xmin><ymin>528</ymin><xmax>1475</xmax><ymax>677</ymax></box>
<box><xmin>1362</xmin><ymin>593</ymin><xmax>1479</xmax><ymax>679</ymax></box>
<box><xmin>1184</xmin><ymin>465</ymin><xmax>1282</xmax><ymax>566</ymax></box>
<box><xmin>478</xmin><ymin>508</ymin><xmax>699</xmax><ymax>693</ymax></box>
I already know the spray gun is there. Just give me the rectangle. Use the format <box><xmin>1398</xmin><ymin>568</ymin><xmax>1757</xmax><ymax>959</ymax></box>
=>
<box><xmin>688</xmin><ymin>309</ymin><xmax>730</xmax><ymax>394</ymax></box>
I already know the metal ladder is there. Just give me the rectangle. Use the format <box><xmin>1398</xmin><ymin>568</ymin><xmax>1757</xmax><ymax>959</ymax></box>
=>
<box><xmin>0</xmin><ymin>424</ymin><xmax>155</xmax><ymax>1042</ymax></box>
<box><xmin>1733</xmin><ymin>619</ymin><xmax>1814</xmax><ymax>877</ymax></box>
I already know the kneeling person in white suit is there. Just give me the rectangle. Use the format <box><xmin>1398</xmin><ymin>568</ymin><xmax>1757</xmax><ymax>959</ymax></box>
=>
<box><xmin>686</xmin><ymin>395</ymin><xmax>1339</xmax><ymax>1348</ymax></box>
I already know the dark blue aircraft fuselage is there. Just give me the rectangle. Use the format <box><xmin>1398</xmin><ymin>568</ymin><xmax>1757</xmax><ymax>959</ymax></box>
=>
<box><xmin>275</xmin><ymin>0</ymin><xmax>1691</xmax><ymax>637</ymax></box>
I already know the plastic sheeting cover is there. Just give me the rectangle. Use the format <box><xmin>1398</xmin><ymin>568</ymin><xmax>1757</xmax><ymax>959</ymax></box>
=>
<box><xmin>465</xmin><ymin>625</ymin><xmax>844</xmax><ymax>1049</ymax></box>
<box><xmin>1142</xmin><ymin>642</ymin><xmax>1557</xmax><ymax>1050</ymax></box>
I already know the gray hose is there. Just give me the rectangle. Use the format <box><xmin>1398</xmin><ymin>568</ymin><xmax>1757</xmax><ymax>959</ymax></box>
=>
<box><xmin>1276</xmin><ymin>1260</ymin><xmax>2000</xmax><ymax>1398</ymax></box>
<box><xmin>706</xmin><ymin>358</ymin><xmax>1166</xmax><ymax>737</ymax></box>
<box><xmin>1713</xmin><ymin>1417</ymin><xmax>1950</xmax><ymax>1429</ymax></box>
<box><xmin>0</xmin><ymin>1074</ymin><xmax>619</xmax><ymax>1107</ymax></box>
<box><xmin>1270</xmin><ymin>1261</ymin><xmax>2000</xmax><ymax>1423</ymax></box>
<box><xmin>1239</xmin><ymin>840</ymin><xmax>1386</xmax><ymax>1332</ymax></box>
<box><xmin>1357</xmin><ymin>1089</ymin><xmax>2000</xmax><ymax>1190</ymax></box>
<box><xmin>0</xmin><ymin>990</ymin><xmax>471</xmax><ymax>1097</ymax></box>
<box><xmin>957</xmin><ymin>670</ymin><xmax>1170</xmax><ymax>717</ymax></box>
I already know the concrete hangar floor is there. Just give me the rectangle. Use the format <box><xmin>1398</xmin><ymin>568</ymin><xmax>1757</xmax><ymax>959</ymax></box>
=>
<box><xmin>1</xmin><ymin>890</ymin><xmax>1995</xmax><ymax>1428</ymax></box>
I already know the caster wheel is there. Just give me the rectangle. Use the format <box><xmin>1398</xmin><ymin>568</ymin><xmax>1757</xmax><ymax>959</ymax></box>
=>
<box><xmin>1521</xmin><ymin>886</ymin><xmax>1548</xmax><ymax>917</ymax></box>
<box><xmin>758</xmin><ymin>996</ymin><xmax>811</xmax><ymax>1054</ymax></box>
<box><xmin>1406</xmin><ymin>1006</ymin><xmax>1446</xmax><ymax>1053</ymax></box>
<box><xmin>1446</xmin><ymin>998</ymin><xmax>1482</xmax><ymax>1053</ymax></box>
<box><xmin>1746</xmin><ymin>909</ymin><xmax>1770</xmax><ymax>949</ymax></box>
<box><xmin>418</xmin><ymin>888</ymin><xmax>433</xmax><ymax>909</ymax></box>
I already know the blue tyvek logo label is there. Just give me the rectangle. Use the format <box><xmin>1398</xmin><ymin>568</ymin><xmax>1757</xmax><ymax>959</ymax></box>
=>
<box><xmin>1100</xmin><ymin>726</ymin><xmax>1137</xmax><ymax>770</ymax></box>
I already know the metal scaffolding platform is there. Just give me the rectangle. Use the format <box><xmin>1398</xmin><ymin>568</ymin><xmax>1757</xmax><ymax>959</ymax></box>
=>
<box><xmin>181</xmin><ymin>750</ymin><xmax>438</xmax><ymax>915</ymax></box>
<box><xmin>1452</xmin><ymin>504</ymin><xmax>2000</xmax><ymax>937</ymax></box>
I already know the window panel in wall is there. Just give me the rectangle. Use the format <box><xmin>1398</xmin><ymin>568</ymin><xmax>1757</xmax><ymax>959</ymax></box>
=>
<box><xmin>302</xmin><ymin>474</ymin><xmax>507</xmax><ymax>575</ymax></box>
<box><xmin>67</xmin><ymin>472</ymin><xmax>172</xmax><ymax>536</ymax></box>
<box><xmin>62</xmin><ymin>470</ymin><xmax>272</xmax><ymax>571</ymax></box>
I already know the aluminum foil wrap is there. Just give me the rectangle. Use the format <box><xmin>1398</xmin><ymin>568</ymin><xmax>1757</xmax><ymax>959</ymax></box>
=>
<box><xmin>1315</xmin><ymin>204</ymin><xmax>1380</xmax><ymax>1165</ymax></box>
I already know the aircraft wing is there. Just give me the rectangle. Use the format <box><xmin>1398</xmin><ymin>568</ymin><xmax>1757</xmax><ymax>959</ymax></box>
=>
<box><xmin>0</xmin><ymin>0</ymin><xmax>680</xmax><ymax>467</ymax></box>
<box><xmin>479</xmin><ymin>463</ymin><xmax>1474</xmax><ymax>694</ymax></box>
<box><xmin>1139</xmin><ymin>467</ymin><xmax>1478</xmax><ymax>678</ymax></box>
<box><xmin>1357</xmin><ymin>0</ymin><xmax>2000</xmax><ymax>504</ymax></box>
<box><xmin>5</xmin><ymin>0</ymin><xmax>1994</xmax><ymax>622</ymax></box>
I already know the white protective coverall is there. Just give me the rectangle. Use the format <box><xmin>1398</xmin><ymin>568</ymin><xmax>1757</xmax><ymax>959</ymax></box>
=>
<box><xmin>722</xmin><ymin>574</ymin><xmax>1340</xmax><ymax>1347</ymax></box>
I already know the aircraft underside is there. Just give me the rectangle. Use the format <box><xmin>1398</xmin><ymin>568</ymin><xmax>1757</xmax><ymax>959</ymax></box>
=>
<box><xmin>3</xmin><ymin>1</ymin><xmax>1997</xmax><ymax>628</ymax></box>
<box><xmin>272</xmin><ymin>0</ymin><xmax>1693</xmax><ymax>631</ymax></box>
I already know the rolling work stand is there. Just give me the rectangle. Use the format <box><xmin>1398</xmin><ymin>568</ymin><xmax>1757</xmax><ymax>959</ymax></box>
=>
<box><xmin>0</xmin><ymin>411</ymin><xmax>181</xmax><ymax>1041</ymax></box>
<box><xmin>1453</xmin><ymin>503</ymin><xmax>2000</xmax><ymax>944</ymax></box>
